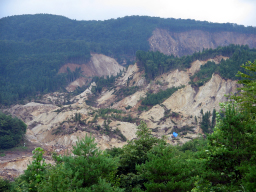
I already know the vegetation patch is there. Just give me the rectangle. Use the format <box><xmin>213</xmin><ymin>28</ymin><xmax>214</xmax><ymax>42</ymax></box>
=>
<box><xmin>0</xmin><ymin>112</ymin><xmax>27</xmax><ymax>149</ymax></box>
<box><xmin>172</xmin><ymin>125</ymin><xmax>196</xmax><ymax>135</ymax></box>
<box><xmin>141</xmin><ymin>85</ymin><xmax>185</xmax><ymax>106</ymax></box>
<box><xmin>114</xmin><ymin>86</ymin><xmax>139</xmax><ymax>100</ymax></box>
<box><xmin>189</xmin><ymin>61</ymin><xmax>217</xmax><ymax>87</ymax></box>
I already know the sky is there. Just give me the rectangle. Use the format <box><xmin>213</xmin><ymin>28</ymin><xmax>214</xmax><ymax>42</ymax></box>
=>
<box><xmin>0</xmin><ymin>0</ymin><xmax>256</xmax><ymax>27</ymax></box>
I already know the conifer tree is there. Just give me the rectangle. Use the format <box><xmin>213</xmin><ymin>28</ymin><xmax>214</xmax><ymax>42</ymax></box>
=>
<box><xmin>193</xmin><ymin>60</ymin><xmax>256</xmax><ymax>191</ymax></box>
<box><xmin>136</xmin><ymin>144</ymin><xmax>201</xmax><ymax>191</ymax></box>
<box><xmin>64</xmin><ymin>136</ymin><xmax>119</xmax><ymax>189</ymax></box>
<box><xmin>233</xmin><ymin>60</ymin><xmax>256</xmax><ymax>118</ymax></box>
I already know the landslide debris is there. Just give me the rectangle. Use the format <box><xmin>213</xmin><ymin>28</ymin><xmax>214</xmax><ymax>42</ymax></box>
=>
<box><xmin>3</xmin><ymin>55</ymin><xmax>239</xmax><ymax>179</ymax></box>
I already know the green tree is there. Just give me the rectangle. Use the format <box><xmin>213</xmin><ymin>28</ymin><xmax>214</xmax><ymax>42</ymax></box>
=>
<box><xmin>211</xmin><ymin>108</ymin><xmax>216</xmax><ymax>128</ymax></box>
<box><xmin>137</xmin><ymin>143</ymin><xmax>202</xmax><ymax>191</ymax></box>
<box><xmin>193</xmin><ymin>103</ymin><xmax>256</xmax><ymax>191</ymax></box>
<box><xmin>36</xmin><ymin>135</ymin><xmax>124</xmax><ymax>191</ymax></box>
<box><xmin>233</xmin><ymin>60</ymin><xmax>256</xmax><ymax>118</ymax></box>
<box><xmin>0</xmin><ymin>178</ymin><xmax>11</xmax><ymax>192</ymax></box>
<box><xmin>118</xmin><ymin>121</ymin><xmax>163</xmax><ymax>175</ymax></box>
<box><xmin>19</xmin><ymin>147</ymin><xmax>49</xmax><ymax>192</ymax></box>
<box><xmin>193</xmin><ymin>60</ymin><xmax>256</xmax><ymax>191</ymax></box>
<box><xmin>60</xmin><ymin>135</ymin><xmax>121</xmax><ymax>191</ymax></box>
<box><xmin>37</xmin><ymin>162</ymin><xmax>75</xmax><ymax>192</ymax></box>
<box><xmin>117</xmin><ymin>121</ymin><xmax>165</xmax><ymax>191</ymax></box>
<box><xmin>0</xmin><ymin>112</ymin><xmax>26</xmax><ymax>149</ymax></box>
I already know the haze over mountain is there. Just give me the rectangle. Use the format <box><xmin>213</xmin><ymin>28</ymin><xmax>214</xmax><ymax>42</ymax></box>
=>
<box><xmin>1</xmin><ymin>0</ymin><xmax>256</xmax><ymax>27</ymax></box>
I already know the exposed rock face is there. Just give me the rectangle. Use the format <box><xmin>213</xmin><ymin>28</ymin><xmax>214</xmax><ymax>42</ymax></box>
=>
<box><xmin>7</xmin><ymin>57</ymin><xmax>239</xmax><ymax>146</ymax></box>
<box><xmin>66</xmin><ymin>77</ymin><xmax>88</xmax><ymax>92</ymax></box>
<box><xmin>5</xmin><ymin>102</ymin><xmax>58</xmax><ymax>123</ymax></box>
<box><xmin>117</xmin><ymin>63</ymin><xmax>146</xmax><ymax>87</ymax></box>
<box><xmin>112</xmin><ymin>90</ymin><xmax>147</xmax><ymax>109</ymax></box>
<box><xmin>163</xmin><ymin>74</ymin><xmax>239</xmax><ymax>116</ymax></box>
<box><xmin>140</xmin><ymin>104</ymin><xmax>165</xmax><ymax>122</ymax></box>
<box><xmin>149</xmin><ymin>28</ymin><xmax>256</xmax><ymax>56</ymax></box>
<box><xmin>155</xmin><ymin>69</ymin><xmax>190</xmax><ymax>88</ymax></box>
<box><xmin>59</xmin><ymin>53</ymin><xmax>125</xmax><ymax>91</ymax></box>
<box><xmin>6</xmin><ymin>83</ymin><xmax>136</xmax><ymax>151</ymax></box>
<box><xmin>97</xmin><ymin>89</ymin><xmax>115</xmax><ymax>106</ymax></box>
<box><xmin>59</xmin><ymin>53</ymin><xmax>124</xmax><ymax>77</ymax></box>
<box><xmin>71</xmin><ymin>82</ymin><xmax>96</xmax><ymax>104</ymax></box>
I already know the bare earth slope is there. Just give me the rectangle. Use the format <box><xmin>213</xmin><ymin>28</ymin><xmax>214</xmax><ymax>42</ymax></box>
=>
<box><xmin>149</xmin><ymin>28</ymin><xmax>256</xmax><ymax>56</ymax></box>
<box><xmin>59</xmin><ymin>53</ymin><xmax>125</xmax><ymax>91</ymax></box>
<box><xmin>1</xmin><ymin>56</ymin><xmax>239</xmax><ymax>179</ymax></box>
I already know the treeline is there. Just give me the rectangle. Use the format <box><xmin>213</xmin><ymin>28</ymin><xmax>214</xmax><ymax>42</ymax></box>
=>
<box><xmin>190</xmin><ymin>45</ymin><xmax>256</xmax><ymax>86</ymax></box>
<box><xmin>136</xmin><ymin>44</ymin><xmax>256</xmax><ymax>82</ymax></box>
<box><xmin>1</xmin><ymin>14</ymin><xmax>256</xmax><ymax>60</ymax></box>
<box><xmin>1</xmin><ymin>14</ymin><xmax>256</xmax><ymax>42</ymax></box>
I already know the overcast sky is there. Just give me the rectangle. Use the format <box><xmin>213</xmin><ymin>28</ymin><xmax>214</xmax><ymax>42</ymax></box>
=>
<box><xmin>0</xmin><ymin>0</ymin><xmax>255</xmax><ymax>27</ymax></box>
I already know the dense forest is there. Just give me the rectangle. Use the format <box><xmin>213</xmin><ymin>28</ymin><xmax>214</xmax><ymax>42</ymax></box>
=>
<box><xmin>0</xmin><ymin>39</ymin><xmax>90</xmax><ymax>105</ymax></box>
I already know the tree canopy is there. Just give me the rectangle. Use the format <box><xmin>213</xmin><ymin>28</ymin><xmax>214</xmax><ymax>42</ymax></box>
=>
<box><xmin>0</xmin><ymin>112</ymin><xmax>26</xmax><ymax>149</ymax></box>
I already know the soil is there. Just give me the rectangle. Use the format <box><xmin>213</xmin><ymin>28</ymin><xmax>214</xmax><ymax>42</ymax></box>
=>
<box><xmin>0</xmin><ymin>139</ymin><xmax>41</xmax><ymax>162</ymax></box>
<box><xmin>0</xmin><ymin>139</ymin><xmax>47</xmax><ymax>180</ymax></box>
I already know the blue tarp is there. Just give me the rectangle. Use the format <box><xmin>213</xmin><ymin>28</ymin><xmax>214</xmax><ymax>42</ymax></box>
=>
<box><xmin>173</xmin><ymin>132</ymin><xmax>178</xmax><ymax>137</ymax></box>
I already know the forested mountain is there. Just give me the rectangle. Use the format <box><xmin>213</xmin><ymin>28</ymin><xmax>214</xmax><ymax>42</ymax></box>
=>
<box><xmin>1</xmin><ymin>14</ymin><xmax>256</xmax><ymax>106</ymax></box>
<box><xmin>1</xmin><ymin>14</ymin><xmax>256</xmax><ymax>58</ymax></box>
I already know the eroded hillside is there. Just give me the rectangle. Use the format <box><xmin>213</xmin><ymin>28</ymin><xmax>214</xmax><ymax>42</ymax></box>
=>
<box><xmin>59</xmin><ymin>53</ymin><xmax>125</xmax><ymax>92</ymax></box>
<box><xmin>1</xmin><ymin>54</ymin><xmax>241</xmax><ymax>179</ymax></box>
<box><xmin>149</xmin><ymin>28</ymin><xmax>256</xmax><ymax>56</ymax></box>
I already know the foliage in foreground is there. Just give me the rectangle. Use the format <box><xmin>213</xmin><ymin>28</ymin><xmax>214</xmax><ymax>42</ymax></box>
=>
<box><xmin>11</xmin><ymin>136</ymin><xmax>123</xmax><ymax>192</ymax></box>
<box><xmin>193</xmin><ymin>60</ymin><xmax>256</xmax><ymax>191</ymax></box>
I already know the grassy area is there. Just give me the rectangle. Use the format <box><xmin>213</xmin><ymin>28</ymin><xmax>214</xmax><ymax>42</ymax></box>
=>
<box><xmin>0</xmin><ymin>152</ymin><xmax>6</xmax><ymax>157</ymax></box>
<box><xmin>0</xmin><ymin>145</ymin><xmax>28</xmax><ymax>153</ymax></box>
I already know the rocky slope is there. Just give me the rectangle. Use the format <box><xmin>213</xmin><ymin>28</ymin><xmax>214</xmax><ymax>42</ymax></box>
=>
<box><xmin>149</xmin><ymin>28</ymin><xmax>256</xmax><ymax>56</ymax></box>
<box><xmin>6</xmin><ymin>57</ymin><xmax>238</xmax><ymax>148</ymax></box>
<box><xmin>1</xmin><ymin>55</ymin><xmax>239</xmax><ymax>179</ymax></box>
<box><xmin>59</xmin><ymin>53</ymin><xmax>125</xmax><ymax>91</ymax></box>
